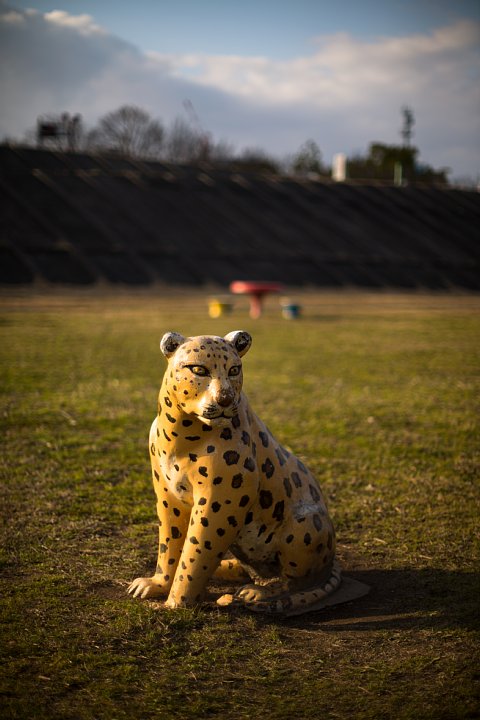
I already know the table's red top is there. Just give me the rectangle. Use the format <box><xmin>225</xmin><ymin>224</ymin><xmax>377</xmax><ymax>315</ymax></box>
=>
<box><xmin>230</xmin><ymin>281</ymin><xmax>283</xmax><ymax>295</ymax></box>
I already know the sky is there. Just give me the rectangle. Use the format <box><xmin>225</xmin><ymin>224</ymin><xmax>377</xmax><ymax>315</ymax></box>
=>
<box><xmin>1</xmin><ymin>0</ymin><xmax>479</xmax><ymax>180</ymax></box>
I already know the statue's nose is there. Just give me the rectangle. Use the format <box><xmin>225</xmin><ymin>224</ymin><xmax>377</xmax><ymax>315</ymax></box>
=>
<box><xmin>217</xmin><ymin>389</ymin><xmax>234</xmax><ymax>407</ymax></box>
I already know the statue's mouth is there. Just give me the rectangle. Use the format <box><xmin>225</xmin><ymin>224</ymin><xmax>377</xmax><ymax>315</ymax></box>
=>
<box><xmin>199</xmin><ymin>412</ymin><xmax>233</xmax><ymax>427</ymax></box>
<box><xmin>202</xmin><ymin>406</ymin><xmax>237</xmax><ymax>420</ymax></box>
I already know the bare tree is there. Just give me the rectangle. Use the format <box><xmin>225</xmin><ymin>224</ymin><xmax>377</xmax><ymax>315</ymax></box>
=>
<box><xmin>87</xmin><ymin>105</ymin><xmax>164</xmax><ymax>158</ymax></box>
<box><xmin>291</xmin><ymin>139</ymin><xmax>324</xmax><ymax>176</ymax></box>
<box><xmin>165</xmin><ymin>105</ymin><xmax>234</xmax><ymax>164</ymax></box>
<box><xmin>163</xmin><ymin>117</ymin><xmax>204</xmax><ymax>163</ymax></box>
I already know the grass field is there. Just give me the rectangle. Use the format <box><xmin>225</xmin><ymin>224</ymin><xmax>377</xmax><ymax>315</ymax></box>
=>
<box><xmin>1</xmin><ymin>290</ymin><xmax>479</xmax><ymax>720</ymax></box>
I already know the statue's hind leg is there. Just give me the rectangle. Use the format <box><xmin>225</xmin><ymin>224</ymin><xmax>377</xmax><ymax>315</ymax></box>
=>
<box><xmin>213</xmin><ymin>558</ymin><xmax>250</xmax><ymax>582</ymax></box>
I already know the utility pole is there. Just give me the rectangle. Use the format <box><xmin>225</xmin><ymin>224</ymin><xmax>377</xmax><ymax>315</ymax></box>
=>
<box><xmin>401</xmin><ymin>106</ymin><xmax>415</xmax><ymax>147</ymax></box>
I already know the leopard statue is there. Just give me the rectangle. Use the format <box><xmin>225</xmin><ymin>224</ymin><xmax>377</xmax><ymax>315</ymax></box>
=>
<box><xmin>128</xmin><ymin>330</ymin><xmax>348</xmax><ymax>615</ymax></box>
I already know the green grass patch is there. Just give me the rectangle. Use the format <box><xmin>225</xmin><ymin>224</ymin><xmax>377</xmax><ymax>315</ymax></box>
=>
<box><xmin>1</xmin><ymin>290</ymin><xmax>479</xmax><ymax>719</ymax></box>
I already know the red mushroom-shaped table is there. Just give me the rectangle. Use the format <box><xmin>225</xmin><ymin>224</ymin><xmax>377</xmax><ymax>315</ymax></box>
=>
<box><xmin>229</xmin><ymin>281</ymin><xmax>283</xmax><ymax>319</ymax></box>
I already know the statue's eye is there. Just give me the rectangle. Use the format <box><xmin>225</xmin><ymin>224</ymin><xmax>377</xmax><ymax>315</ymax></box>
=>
<box><xmin>228</xmin><ymin>365</ymin><xmax>241</xmax><ymax>377</ymax></box>
<box><xmin>188</xmin><ymin>365</ymin><xmax>209</xmax><ymax>377</ymax></box>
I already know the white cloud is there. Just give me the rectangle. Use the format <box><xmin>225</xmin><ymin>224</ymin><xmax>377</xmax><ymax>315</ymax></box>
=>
<box><xmin>0</xmin><ymin>5</ymin><xmax>478</xmax><ymax>179</ymax></box>
<box><xmin>150</xmin><ymin>20</ymin><xmax>479</xmax><ymax>110</ymax></box>
<box><xmin>44</xmin><ymin>10</ymin><xmax>105</xmax><ymax>36</ymax></box>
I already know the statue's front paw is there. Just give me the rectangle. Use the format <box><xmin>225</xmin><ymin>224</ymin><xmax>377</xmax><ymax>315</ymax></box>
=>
<box><xmin>235</xmin><ymin>582</ymin><xmax>286</xmax><ymax>603</ymax></box>
<box><xmin>127</xmin><ymin>577</ymin><xmax>167</xmax><ymax>599</ymax></box>
<box><xmin>164</xmin><ymin>596</ymin><xmax>184</xmax><ymax>609</ymax></box>
<box><xmin>236</xmin><ymin>583</ymin><xmax>268</xmax><ymax>603</ymax></box>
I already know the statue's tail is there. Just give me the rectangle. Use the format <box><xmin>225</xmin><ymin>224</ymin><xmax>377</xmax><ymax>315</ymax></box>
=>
<box><xmin>244</xmin><ymin>562</ymin><xmax>369</xmax><ymax>617</ymax></box>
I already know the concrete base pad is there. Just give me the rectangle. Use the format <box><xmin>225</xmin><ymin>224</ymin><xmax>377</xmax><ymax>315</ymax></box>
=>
<box><xmin>283</xmin><ymin>576</ymin><xmax>370</xmax><ymax>617</ymax></box>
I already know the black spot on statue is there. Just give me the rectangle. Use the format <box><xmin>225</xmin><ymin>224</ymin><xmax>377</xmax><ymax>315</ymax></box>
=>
<box><xmin>164</xmin><ymin>397</ymin><xmax>173</xmax><ymax>408</ymax></box>
<box><xmin>213</xmin><ymin>476</ymin><xmax>223</xmax><ymax>485</ymax></box>
<box><xmin>297</xmin><ymin>459</ymin><xmax>308</xmax><ymax>474</ymax></box>
<box><xmin>241</xmin><ymin>431</ymin><xmax>251</xmax><ymax>446</ymax></box>
<box><xmin>313</xmin><ymin>514</ymin><xmax>323</xmax><ymax>531</ymax></box>
<box><xmin>182</xmin><ymin>419</ymin><xmax>193</xmax><ymax>427</ymax></box>
<box><xmin>223</xmin><ymin>450</ymin><xmax>240</xmax><ymax>465</ymax></box>
<box><xmin>261</xmin><ymin>458</ymin><xmax>275</xmax><ymax>478</ymax></box>
<box><xmin>232</xmin><ymin>415</ymin><xmax>241</xmax><ymax>429</ymax></box>
<box><xmin>283</xmin><ymin>476</ymin><xmax>292</xmax><ymax>497</ymax></box>
<box><xmin>212</xmin><ymin>502</ymin><xmax>221</xmax><ymax>512</ymax></box>
<box><xmin>304</xmin><ymin>532</ymin><xmax>312</xmax><ymax>546</ymax></box>
<box><xmin>220</xmin><ymin>427</ymin><xmax>233</xmax><ymax>441</ymax></box>
<box><xmin>309</xmin><ymin>483</ymin><xmax>321</xmax><ymax>502</ymax></box>
<box><xmin>259</xmin><ymin>490</ymin><xmax>273</xmax><ymax>509</ymax></box>
<box><xmin>189</xmin><ymin>453</ymin><xmax>198</xmax><ymax>462</ymax></box>
<box><xmin>231</xmin><ymin>473</ymin><xmax>243</xmax><ymax>488</ymax></box>
<box><xmin>259</xmin><ymin>431</ymin><xmax>269</xmax><ymax>447</ymax></box>
<box><xmin>227</xmin><ymin>516</ymin><xmax>238</xmax><ymax>527</ymax></box>
<box><xmin>272</xmin><ymin>500</ymin><xmax>285</xmax><ymax>522</ymax></box>
<box><xmin>275</xmin><ymin>448</ymin><xmax>286</xmax><ymax>467</ymax></box>
<box><xmin>243</xmin><ymin>457</ymin><xmax>255</xmax><ymax>472</ymax></box>
<box><xmin>185</xmin><ymin>436</ymin><xmax>201</xmax><ymax>441</ymax></box>
<box><xmin>190</xmin><ymin>536</ymin><xmax>199</xmax><ymax>545</ymax></box>
<box><xmin>291</xmin><ymin>471</ymin><xmax>302</xmax><ymax>488</ymax></box>
<box><xmin>199</xmin><ymin>466</ymin><xmax>208</xmax><ymax>477</ymax></box>
<box><xmin>239</xmin><ymin>494</ymin><xmax>250</xmax><ymax>507</ymax></box>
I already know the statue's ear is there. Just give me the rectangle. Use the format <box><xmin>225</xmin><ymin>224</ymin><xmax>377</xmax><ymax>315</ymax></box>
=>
<box><xmin>160</xmin><ymin>332</ymin><xmax>186</xmax><ymax>358</ymax></box>
<box><xmin>224</xmin><ymin>330</ymin><xmax>252</xmax><ymax>358</ymax></box>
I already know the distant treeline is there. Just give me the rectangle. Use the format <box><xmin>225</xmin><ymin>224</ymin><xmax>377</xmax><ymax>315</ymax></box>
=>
<box><xmin>19</xmin><ymin>104</ymin><xmax>449</xmax><ymax>184</ymax></box>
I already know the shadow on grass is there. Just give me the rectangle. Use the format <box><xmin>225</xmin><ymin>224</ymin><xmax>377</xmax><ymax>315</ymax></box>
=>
<box><xmin>285</xmin><ymin>568</ymin><xmax>480</xmax><ymax>632</ymax></box>
<box><xmin>96</xmin><ymin>566</ymin><xmax>479</xmax><ymax>634</ymax></box>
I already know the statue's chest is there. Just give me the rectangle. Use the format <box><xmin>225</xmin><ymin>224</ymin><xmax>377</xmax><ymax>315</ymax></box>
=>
<box><xmin>157</xmin><ymin>434</ymin><xmax>253</xmax><ymax>501</ymax></box>
<box><xmin>157</xmin><ymin>445</ymin><xmax>225</xmax><ymax>504</ymax></box>
<box><xmin>152</xmin><ymin>409</ymin><xmax>258</xmax><ymax>500</ymax></box>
